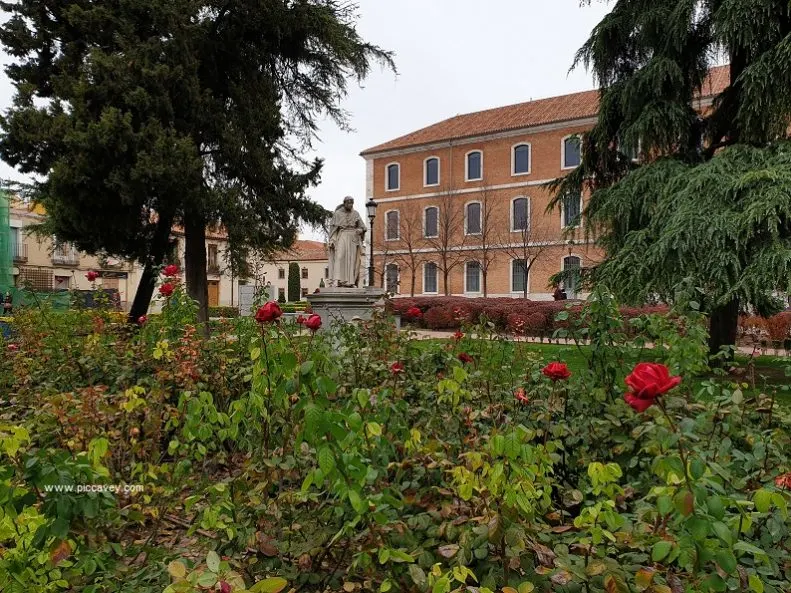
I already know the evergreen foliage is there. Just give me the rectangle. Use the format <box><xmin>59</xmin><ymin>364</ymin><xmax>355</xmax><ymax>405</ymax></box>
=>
<box><xmin>553</xmin><ymin>0</ymin><xmax>791</xmax><ymax>354</ymax></box>
<box><xmin>288</xmin><ymin>262</ymin><xmax>301</xmax><ymax>302</ymax></box>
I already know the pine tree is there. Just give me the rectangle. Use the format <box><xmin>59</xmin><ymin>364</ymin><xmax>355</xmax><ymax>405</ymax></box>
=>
<box><xmin>288</xmin><ymin>263</ymin><xmax>301</xmax><ymax>302</ymax></box>
<box><xmin>554</xmin><ymin>0</ymin><xmax>791</xmax><ymax>356</ymax></box>
<box><xmin>0</xmin><ymin>0</ymin><xmax>392</xmax><ymax>322</ymax></box>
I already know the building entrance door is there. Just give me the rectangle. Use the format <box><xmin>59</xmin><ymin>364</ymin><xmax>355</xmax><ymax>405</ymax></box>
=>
<box><xmin>208</xmin><ymin>281</ymin><xmax>220</xmax><ymax>307</ymax></box>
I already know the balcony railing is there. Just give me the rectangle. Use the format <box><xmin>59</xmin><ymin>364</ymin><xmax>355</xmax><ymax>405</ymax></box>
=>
<box><xmin>52</xmin><ymin>252</ymin><xmax>80</xmax><ymax>266</ymax></box>
<box><xmin>11</xmin><ymin>242</ymin><xmax>27</xmax><ymax>263</ymax></box>
<box><xmin>207</xmin><ymin>261</ymin><xmax>220</xmax><ymax>275</ymax></box>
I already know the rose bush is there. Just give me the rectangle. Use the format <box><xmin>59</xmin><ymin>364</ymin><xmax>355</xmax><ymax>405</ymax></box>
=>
<box><xmin>1</xmin><ymin>287</ymin><xmax>789</xmax><ymax>593</ymax></box>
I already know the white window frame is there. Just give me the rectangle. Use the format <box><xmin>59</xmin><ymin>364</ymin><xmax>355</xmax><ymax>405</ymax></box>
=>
<box><xmin>385</xmin><ymin>262</ymin><xmax>400</xmax><ymax>294</ymax></box>
<box><xmin>464</xmin><ymin>260</ymin><xmax>482</xmax><ymax>295</ymax></box>
<box><xmin>423</xmin><ymin>156</ymin><xmax>441</xmax><ymax>188</ymax></box>
<box><xmin>560</xmin><ymin>193</ymin><xmax>583</xmax><ymax>230</ymax></box>
<box><xmin>422</xmin><ymin>261</ymin><xmax>439</xmax><ymax>295</ymax></box>
<box><xmin>464</xmin><ymin>200</ymin><xmax>482</xmax><ymax>236</ymax></box>
<box><xmin>561</xmin><ymin>135</ymin><xmax>582</xmax><ymax>170</ymax></box>
<box><xmin>385</xmin><ymin>162</ymin><xmax>400</xmax><ymax>192</ymax></box>
<box><xmin>511</xmin><ymin>142</ymin><xmax>532</xmax><ymax>176</ymax></box>
<box><xmin>510</xmin><ymin>258</ymin><xmax>530</xmax><ymax>295</ymax></box>
<box><xmin>465</xmin><ymin>150</ymin><xmax>483</xmax><ymax>182</ymax></box>
<box><xmin>561</xmin><ymin>254</ymin><xmax>583</xmax><ymax>299</ymax></box>
<box><xmin>384</xmin><ymin>209</ymin><xmax>400</xmax><ymax>241</ymax></box>
<box><xmin>423</xmin><ymin>205</ymin><xmax>439</xmax><ymax>239</ymax></box>
<box><xmin>510</xmin><ymin>196</ymin><xmax>531</xmax><ymax>233</ymax></box>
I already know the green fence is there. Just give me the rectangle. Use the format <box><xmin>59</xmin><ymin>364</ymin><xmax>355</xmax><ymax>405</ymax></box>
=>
<box><xmin>0</xmin><ymin>191</ymin><xmax>12</xmax><ymax>293</ymax></box>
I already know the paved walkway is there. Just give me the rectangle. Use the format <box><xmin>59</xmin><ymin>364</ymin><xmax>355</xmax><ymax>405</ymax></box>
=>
<box><xmin>406</xmin><ymin>329</ymin><xmax>774</xmax><ymax>357</ymax></box>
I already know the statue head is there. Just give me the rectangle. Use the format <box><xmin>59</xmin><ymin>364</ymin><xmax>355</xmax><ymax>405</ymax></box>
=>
<box><xmin>342</xmin><ymin>196</ymin><xmax>354</xmax><ymax>212</ymax></box>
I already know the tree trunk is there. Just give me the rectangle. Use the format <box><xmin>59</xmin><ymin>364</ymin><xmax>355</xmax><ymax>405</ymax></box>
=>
<box><xmin>708</xmin><ymin>298</ymin><xmax>739</xmax><ymax>360</ymax></box>
<box><xmin>184</xmin><ymin>210</ymin><xmax>209</xmax><ymax>326</ymax></box>
<box><xmin>128</xmin><ymin>212</ymin><xmax>174</xmax><ymax>323</ymax></box>
<box><xmin>482</xmin><ymin>269</ymin><xmax>488</xmax><ymax>297</ymax></box>
<box><xmin>443</xmin><ymin>269</ymin><xmax>450</xmax><ymax>296</ymax></box>
<box><xmin>410</xmin><ymin>269</ymin><xmax>415</xmax><ymax>296</ymax></box>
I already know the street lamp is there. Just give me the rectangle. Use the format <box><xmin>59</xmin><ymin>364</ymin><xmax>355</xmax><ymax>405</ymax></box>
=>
<box><xmin>365</xmin><ymin>198</ymin><xmax>378</xmax><ymax>287</ymax></box>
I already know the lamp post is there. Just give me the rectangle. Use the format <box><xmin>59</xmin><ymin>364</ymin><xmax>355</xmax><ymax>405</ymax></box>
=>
<box><xmin>365</xmin><ymin>198</ymin><xmax>378</xmax><ymax>287</ymax></box>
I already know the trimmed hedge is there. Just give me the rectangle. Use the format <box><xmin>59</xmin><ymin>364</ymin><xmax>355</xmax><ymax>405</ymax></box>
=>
<box><xmin>388</xmin><ymin>297</ymin><xmax>669</xmax><ymax>335</ymax></box>
<box><xmin>208</xmin><ymin>306</ymin><xmax>239</xmax><ymax>318</ymax></box>
<box><xmin>739</xmin><ymin>312</ymin><xmax>791</xmax><ymax>345</ymax></box>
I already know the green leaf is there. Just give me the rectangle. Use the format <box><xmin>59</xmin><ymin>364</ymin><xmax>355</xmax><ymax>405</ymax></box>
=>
<box><xmin>686</xmin><ymin>517</ymin><xmax>709</xmax><ymax>540</ymax></box>
<box><xmin>749</xmin><ymin>575</ymin><xmax>764</xmax><ymax>593</ymax></box>
<box><xmin>348</xmin><ymin>490</ymin><xmax>367</xmax><ymax>515</ymax></box>
<box><xmin>300</xmin><ymin>361</ymin><xmax>314</xmax><ymax>376</ymax></box>
<box><xmin>651</xmin><ymin>541</ymin><xmax>672</xmax><ymax>562</ymax></box>
<box><xmin>657</xmin><ymin>495</ymin><xmax>673</xmax><ymax>515</ymax></box>
<box><xmin>206</xmin><ymin>551</ymin><xmax>220</xmax><ymax>573</ymax></box>
<box><xmin>712</xmin><ymin>522</ymin><xmax>732</xmax><ymax>546</ymax></box>
<box><xmin>388</xmin><ymin>549</ymin><xmax>414</xmax><ymax>563</ymax></box>
<box><xmin>715</xmin><ymin>550</ymin><xmax>737</xmax><ymax>574</ymax></box>
<box><xmin>408</xmin><ymin>564</ymin><xmax>427</xmax><ymax>587</ymax></box>
<box><xmin>732</xmin><ymin>541</ymin><xmax>765</xmax><ymax>556</ymax></box>
<box><xmin>197</xmin><ymin>572</ymin><xmax>217</xmax><ymax>587</ymax></box>
<box><xmin>707</xmin><ymin>495</ymin><xmax>725</xmax><ymax>520</ymax></box>
<box><xmin>432</xmin><ymin>576</ymin><xmax>450</xmax><ymax>593</ymax></box>
<box><xmin>689</xmin><ymin>458</ymin><xmax>705</xmax><ymax>480</ymax></box>
<box><xmin>249</xmin><ymin>577</ymin><xmax>289</xmax><ymax>593</ymax></box>
<box><xmin>754</xmin><ymin>489</ymin><xmax>771</xmax><ymax>513</ymax></box>
<box><xmin>317</xmin><ymin>446</ymin><xmax>335</xmax><ymax>475</ymax></box>
<box><xmin>250</xmin><ymin>347</ymin><xmax>261</xmax><ymax>361</ymax></box>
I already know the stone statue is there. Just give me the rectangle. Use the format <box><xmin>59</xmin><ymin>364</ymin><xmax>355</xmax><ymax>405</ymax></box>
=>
<box><xmin>328</xmin><ymin>196</ymin><xmax>366</xmax><ymax>288</ymax></box>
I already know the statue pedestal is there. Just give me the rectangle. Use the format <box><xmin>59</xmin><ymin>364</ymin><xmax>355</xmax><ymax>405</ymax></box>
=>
<box><xmin>306</xmin><ymin>287</ymin><xmax>386</xmax><ymax>329</ymax></box>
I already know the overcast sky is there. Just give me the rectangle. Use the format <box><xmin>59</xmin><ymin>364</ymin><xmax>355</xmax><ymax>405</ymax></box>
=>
<box><xmin>0</xmin><ymin>0</ymin><xmax>612</xmax><ymax>239</ymax></box>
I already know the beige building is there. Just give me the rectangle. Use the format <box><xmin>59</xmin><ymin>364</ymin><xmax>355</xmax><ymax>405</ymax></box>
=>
<box><xmin>9</xmin><ymin>198</ymin><xmax>328</xmax><ymax>311</ymax></box>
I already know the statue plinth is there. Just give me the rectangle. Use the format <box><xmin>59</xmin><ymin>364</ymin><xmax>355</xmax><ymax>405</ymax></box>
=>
<box><xmin>306</xmin><ymin>287</ymin><xmax>386</xmax><ymax>329</ymax></box>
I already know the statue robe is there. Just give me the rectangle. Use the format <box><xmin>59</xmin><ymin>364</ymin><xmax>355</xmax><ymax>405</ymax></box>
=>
<box><xmin>328</xmin><ymin>207</ymin><xmax>365</xmax><ymax>287</ymax></box>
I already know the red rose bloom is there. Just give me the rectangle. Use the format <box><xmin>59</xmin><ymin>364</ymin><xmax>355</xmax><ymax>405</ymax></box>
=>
<box><xmin>453</xmin><ymin>331</ymin><xmax>464</xmax><ymax>341</ymax></box>
<box><xmin>255</xmin><ymin>301</ymin><xmax>283</xmax><ymax>323</ymax></box>
<box><xmin>623</xmin><ymin>362</ymin><xmax>681</xmax><ymax>413</ymax></box>
<box><xmin>515</xmin><ymin>387</ymin><xmax>529</xmax><ymax>404</ymax></box>
<box><xmin>296</xmin><ymin>314</ymin><xmax>305</xmax><ymax>325</ymax></box>
<box><xmin>406</xmin><ymin>306</ymin><xmax>423</xmax><ymax>319</ymax></box>
<box><xmin>542</xmin><ymin>362</ymin><xmax>571</xmax><ymax>382</ymax></box>
<box><xmin>163</xmin><ymin>264</ymin><xmax>180</xmax><ymax>277</ymax></box>
<box><xmin>304</xmin><ymin>314</ymin><xmax>322</xmax><ymax>331</ymax></box>
<box><xmin>457</xmin><ymin>352</ymin><xmax>473</xmax><ymax>364</ymax></box>
<box><xmin>774</xmin><ymin>473</ymin><xmax>791</xmax><ymax>489</ymax></box>
<box><xmin>159</xmin><ymin>283</ymin><xmax>175</xmax><ymax>297</ymax></box>
<box><xmin>219</xmin><ymin>582</ymin><xmax>232</xmax><ymax>593</ymax></box>
<box><xmin>390</xmin><ymin>361</ymin><xmax>404</xmax><ymax>374</ymax></box>
<box><xmin>137</xmin><ymin>315</ymin><xmax>147</xmax><ymax>325</ymax></box>
<box><xmin>85</xmin><ymin>271</ymin><xmax>99</xmax><ymax>282</ymax></box>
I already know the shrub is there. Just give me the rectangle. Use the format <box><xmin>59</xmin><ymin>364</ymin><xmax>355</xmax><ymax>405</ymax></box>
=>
<box><xmin>765</xmin><ymin>311</ymin><xmax>791</xmax><ymax>344</ymax></box>
<box><xmin>208</xmin><ymin>306</ymin><xmax>239</xmax><ymax>318</ymax></box>
<box><xmin>288</xmin><ymin>262</ymin><xmax>301</xmax><ymax>302</ymax></box>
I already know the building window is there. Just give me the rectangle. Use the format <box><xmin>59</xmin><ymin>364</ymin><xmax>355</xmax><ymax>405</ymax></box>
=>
<box><xmin>465</xmin><ymin>202</ymin><xmax>481</xmax><ymax>235</ymax></box>
<box><xmin>513</xmin><ymin>144</ymin><xmax>531</xmax><ymax>175</ymax></box>
<box><xmin>385</xmin><ymin>263</ymin><xmax>399</xmax><ymax>293</ymax></box>
<box><xmin>386</xmin><ymin>163</ymin><xmax>400</xmax><ymax>191</ymax></box>
<box><xmin>424</xmin><ymin>206</ymin><xmax>439</xmax><ymax>238</ymax></box>
<box><xmin>278</xmin><ymin>268</ymin><xmax>285</xmax><ymax>279</ymax></box>
<box><xmin>301</xmin><ymin>267</ymin><xmax>308</xmax><ymax>279</ymax></box>
<box><xmin>54</xmin><ymin>275</ymin><xmax>71</xmax><ymax>290</ymax></box>
<box><xmin>512</xmin><ymin>197</ymin><xmax>529</xmax><ymax>232</ymax></box>
<box><xmin>511</xmin><ymin>259</ymin><xmax>528</xmax><ymax>294</ymax></box>
<box><xmin>301</xmin><ymin>287</ymin><xmax>308</xmax><ymax>298</ymax></box>
<box><xmin>466</xmin><ymin>151</ymin><xmax>482</xmax><ymax>181</ymax></box>
<box><xmin>324</xmin><ymin>266</ymin><xmax>329</xmax><ymax>279</ymax></box>
<box><xmin>385</xmin><ymin>210</ymin><xmax>400</xmax><ymax>240</ymax></box>
<box><xmin>465</xmin><ymin>261</ymin><xmax>481</xmax><ymax>294</ymax></box>
<box><xmin>424</xmin><ymin>157</ymin><xmax>440</xmax><ymax>186</ymax></box>
<box><xmin>562</xmin><ymin>192</ymin><xmax>582</xmax><ymax>228</ymax></box>
<box><xmin>563</xmin><ymin>256</ymin><xmax>582</xmax><ymax>299</ymax></box>
<box><xmin>562</xmin><ymin>136</ymin><xmax>582</xmax><ymax>169</ymax></box>
<box><xmin>278</xmin><ymin>287</ymin><xmax>286</xmax><ymax>300</ymax></box>
<box><xmin>423</xmin><ymin>262</ymin><xmax>438</xmax><ymax>294</ymax></box>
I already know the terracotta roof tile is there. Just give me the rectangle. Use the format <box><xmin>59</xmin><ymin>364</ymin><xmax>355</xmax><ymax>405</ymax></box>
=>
<box><xmin>361</xmin><ymin>65</ymin><xmax>731</xmax><ymax>156</ymax></box>
<box><xmin>276</xmin><ymin>240</ymin><xmax>327</xmax><ymax>262</ymax></box>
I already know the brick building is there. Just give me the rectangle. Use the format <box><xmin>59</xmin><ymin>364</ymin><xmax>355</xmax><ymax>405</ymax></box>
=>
<box><xmin>361</xmin><ymin>66</ymin><xmax>729</xmax><ymax>300</ymax></box>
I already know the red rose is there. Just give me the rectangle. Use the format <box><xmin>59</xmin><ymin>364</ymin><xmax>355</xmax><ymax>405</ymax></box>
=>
<box><xmin>457</xmin><ymin>352</ymin><xmax>473</xmax><ymax>364</ymax></box>
<box><xmin>542</xmin><ymin>361</ymin><xmax>571</xmax><ymax>382</ymax></box>
<box><xmin>137</xmin><ymin>315</ymin><xmax>147</xmax><ymax>325</ymax></box>
<box><xmin>390</xmin><ymin>361</ymin><xmax>404</xmax><ymax>374</ymax></box>
<box><xmin>296</xmin><ymin>314</ymin><xmax>306</xmax><ymax>325</ymax></box>
<box><xmin>515</xmin><ymin>387</ymin><xmax>529</xmax><ymax>404</ymax></box>
<box><xmin>159</xmin><ymin>283</ymin><xmax>175</xmax><ymax>297</ymax></box>
<box><xmin>406</xmin><ymin>306</ymin><xmax>423</xmax><ymax>319</ymax></box>
<box><xmin>219</xmin><ymin>582</ymin><xmax>232</xmax><ymax>593</ymax></box>
<box><xmin>304</xmin><ymin>314</ymin><xmax>322</xmax><ymax>331</ymax></box>
<box><xmin>255</xmin><ymin>301</ymin><xmax>283</xmax><ymax>323</ymax></box>
<box><xmin>775</xmin><ymin>473</ymin><xmax>791</xmax><ymax>489</ymax></box>
<box><xmin>453</xmin><ymin>331</ymin><xmax>464</xmax><ymax>341</ymax></box>
<box><xmin>85</xmin><ymin>271</ymin><xmax>99</xmax><ymax>282</ymax></box>
<box><xmin>163</xmin><ymin>264</ymin><xmax>180</xmax><ymax>277</ymax></box>
<box><xmin>623</xmin><ymin>362</ymin><xmax>681</xmax><ymax>413</ymax></box>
